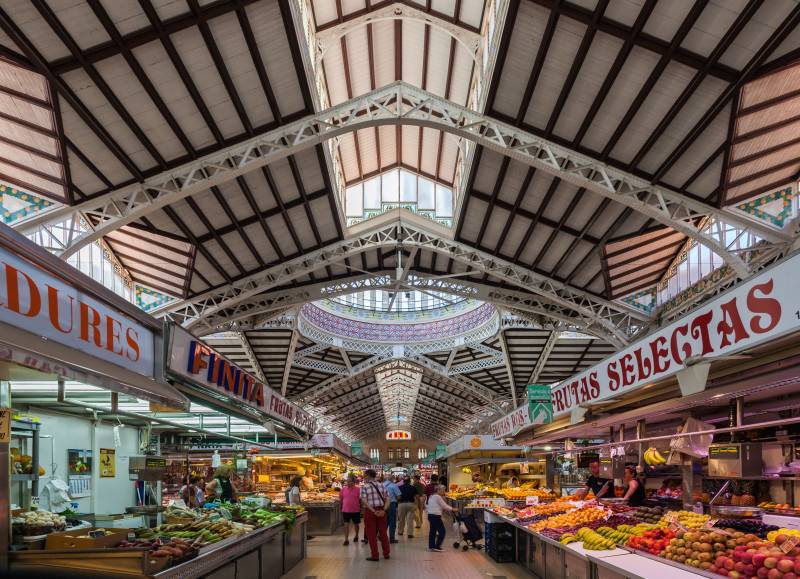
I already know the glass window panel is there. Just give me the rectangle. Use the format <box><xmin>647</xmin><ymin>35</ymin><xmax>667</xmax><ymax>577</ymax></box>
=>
<box><xmin>103</xmin><ymin>259</ymin><xmax>113</xmax><ymax>289</ymax></box>
<box><xmin>399</xmin><ymin>170</ymin><xmax>417</xmax><ymax>202</ymax></box>
<box><xmin>435</xmin><ymin>184</ymin><xmax>453</xmax><ymax>217</ymax></box>
<box><xmin>79</xmin><ymin>246</ymin><xmax>92</xmax><ymax>275</ymax></box>
<box><xmin>345</xmin><ymin>184</ymin><xmax>363</xmax><ymax>217</ymax></box>
<box><xmin>418</xmin><ymin>179</ymin><xmax>434</xmax><ymax>209</ymax></box>
<box><xmin>381</xmin><ymin>170</ymin><xmax>399</xmax><ymax>203</ymax></box>
<box><xmin>363</xmin><ymin>178</ymin><xmax>381</xmax><ymax>209</ymax></box>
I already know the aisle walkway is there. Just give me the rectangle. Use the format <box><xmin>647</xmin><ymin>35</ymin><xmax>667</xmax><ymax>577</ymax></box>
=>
<box><xmin>282</xmin><ymin>521</ymin><xmax>529</xmax><ymax>579</ymax></box>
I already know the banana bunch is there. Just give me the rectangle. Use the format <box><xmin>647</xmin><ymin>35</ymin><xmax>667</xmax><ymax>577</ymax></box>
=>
<box><xmin>643</xmin><ymin>447</ymin><xmax>666</xmax><ymax>466</ymax></box>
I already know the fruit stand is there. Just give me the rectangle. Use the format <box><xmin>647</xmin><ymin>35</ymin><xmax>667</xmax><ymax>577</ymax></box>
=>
<box><xmin>484</xmin><ymin>497</ymin><xmax>800</xmax><ymax>579</ymax></box>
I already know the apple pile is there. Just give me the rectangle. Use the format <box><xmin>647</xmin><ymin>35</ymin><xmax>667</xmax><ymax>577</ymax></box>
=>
<box><xmin>712</xmin><ymin>534</ymin><xmax>800</xmax><ymax>579</ymax></box>
<box><xmin>705</xmin><ymin>533</ymin><xmax>800</xmax><ymax>578</ymax></box>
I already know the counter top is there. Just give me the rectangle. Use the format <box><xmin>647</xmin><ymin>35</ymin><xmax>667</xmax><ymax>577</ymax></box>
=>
<box><xmin>589</xmin><ymin>553</ymin><xmax>703</xmax><ymax>579</ymax></box>
<box><xmin>157</xmin><ymin>512</ymin><xmax>307</xmax><ymax>579</ymax></box>
<box><xmin>564</xmin><ymin>542</ymin><xmax>629</xmax><ymax>559</ymax></box>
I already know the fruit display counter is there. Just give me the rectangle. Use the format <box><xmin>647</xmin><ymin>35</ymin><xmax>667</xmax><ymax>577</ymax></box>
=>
<box><xmin>484</xmin><ymin>497</ymin><xmax>800</xmax><ymax>579</ymax></box>
<box><xmin>301</xmin><ymin>491</ymin><xmax>342</xmax><ymax>536</ymax></box>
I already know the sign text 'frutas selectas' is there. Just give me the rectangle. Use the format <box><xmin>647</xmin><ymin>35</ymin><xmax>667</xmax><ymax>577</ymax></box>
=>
<box><xmin>551</xmin><ymin>252</ymin><xmax>800</xmax><ymax>416</ymax></box>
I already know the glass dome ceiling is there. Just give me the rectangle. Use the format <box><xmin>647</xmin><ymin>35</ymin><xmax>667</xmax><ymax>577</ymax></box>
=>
<box><xmin>331</xmin><ymin>287</ymin><xmax>466</xmax><ymax>313</ymax></box>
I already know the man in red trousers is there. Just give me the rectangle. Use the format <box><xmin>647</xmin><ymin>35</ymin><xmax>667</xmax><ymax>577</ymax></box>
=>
<box><xmin>360</xmin><ymin>468</ymin><xmax>390</xmax><ymax>561</ymax></box>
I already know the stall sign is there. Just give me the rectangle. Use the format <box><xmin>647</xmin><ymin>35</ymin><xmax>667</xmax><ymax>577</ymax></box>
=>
<box><xmin>350</xmin><ymin>441</ymin><xmax>363</xmax><ymax>457</ymax></box>
<box><xmin>434</xmin><ymin>444</ymin><xmax>447</xmax><ymax>459</ymax></box>
<box><xmin>270</xmin><ymin>433</ymin><xmax>349</xmax><ymax>455</ymax></box>
<box><xmin>168</xmin><ymin>325</ymin><xmax>315</xmax><ymax>433</ymax></box>
<box><xmin>491</xmin><ymin>403</ymin><xmax>530</xmax><ymax>439</ymax></box>
<box><xmin>528</xmin><ymin>384</ymin><xmax>553</xmax><ymax>425</ymax></box>
<box><xmin>99</xmin><ymin>448</ymin><xmax>116</xmax><ymax>477</ymax></box>
<box><xmin>0</xmin><ymin>247</ymin><xmax>155</xmax><ymax>377</ymax></box>
<box><xmin>445</xmin><ymin>435</ymin><xmax>523</xmax><ymax>457</ymax></box>
<box><xmin>386</xmin><ymin>430</ymin><xmax>411</xmax><ymax>441</ymax></box>
<box><xmin>550</xmin><ymin>252</ymin><xmax>800</xmax><ymax>417</ymax></box>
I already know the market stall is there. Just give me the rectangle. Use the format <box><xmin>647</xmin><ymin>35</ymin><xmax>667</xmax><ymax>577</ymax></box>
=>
<box><xmin>479</xmin><ymin>251</ymin><xmax>800</xmax><ymax>579</ymax></box>
<box><xmin>0</xmin><ymin>225</ymin><xmax>312</xmax><ymax>576</ymax></box>
<box><xmin>9</xmin><ymin>503</ymin><xmax>308</xmax><ymax>578</ymax></box>
<box><xmin>250</xmin><ymin>433</ymin><xmax>352</xmax><ymax>535</ymax></box>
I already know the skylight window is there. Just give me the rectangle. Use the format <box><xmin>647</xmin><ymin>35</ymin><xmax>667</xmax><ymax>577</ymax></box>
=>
<box><xmin>331</xmin><ymin>286</ymin><xmax>466</xmax><ymax>313</ymax></box>
<box><xmin>656</xmin><ymin>220</ymin><xmax>761</xmax><ymax>308</ymax></box>
<box><xmin>345</xmin><ymin>168</ymin><xmax>454</xmax><ymax>228</ymax></box>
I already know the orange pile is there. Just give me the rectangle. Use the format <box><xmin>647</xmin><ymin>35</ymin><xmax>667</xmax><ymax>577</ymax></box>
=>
<box><xmin>529</xmin><ymin>507</ymin><xmax>608</xmax><ymax>532</ymax></box>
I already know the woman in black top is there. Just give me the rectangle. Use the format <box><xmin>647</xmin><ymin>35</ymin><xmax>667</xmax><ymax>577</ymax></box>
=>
<box><xmin>622</xmin><ymin>466</ymin><xmax>646</xmax><ymax>506</ymax></box>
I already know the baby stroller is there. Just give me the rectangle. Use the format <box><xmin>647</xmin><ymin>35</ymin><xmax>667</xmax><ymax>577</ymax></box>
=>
<box><xmin>452</xmin><ymin>512</ymin><xmax>483</xmax><ymax>551</ymax></box>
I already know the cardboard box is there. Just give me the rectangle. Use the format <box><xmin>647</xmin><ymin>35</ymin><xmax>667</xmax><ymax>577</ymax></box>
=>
<box><xmin>45</xmin><ymin>527</ymin><xmax>128</xmax><ymax>550</ymax></box>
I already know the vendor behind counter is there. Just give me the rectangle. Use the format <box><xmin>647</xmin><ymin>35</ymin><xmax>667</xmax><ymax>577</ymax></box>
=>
<box><xmin>574</xmin><ymin>460</ymin><xmax>611</xmax><ymax>500</ymax></box>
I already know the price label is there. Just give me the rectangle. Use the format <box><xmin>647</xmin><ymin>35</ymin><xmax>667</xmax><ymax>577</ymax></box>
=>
<box><xmin>89</xmin><ymin>530</ymin><xmax>106</xmax><ymax>539</ymax></box>
<box><xmin>0</xmin><ymin>409</ymin><xmax>10</xmax><ymax>444</ymax></box>
<box><xmin>705</xmin><ymin>518</ymin><xmax>718</xmax><ymax>528</ymax></box>
<box><xmin>30</xmin><ymin>496</ymin><xmax>40</xmax><ymax>507</ymax></box>
<box><xmin>526</xmin><ymin>496</ymin><xmax>540</xmax><ymax>506</ymax></box>
<box><xmin>780</xmin><ymin>535</ymin><xmax>799</xmax><ymax>554</ymax></box>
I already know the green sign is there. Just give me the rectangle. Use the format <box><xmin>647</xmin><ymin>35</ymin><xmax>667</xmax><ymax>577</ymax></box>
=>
<box><xmin>527</xmin><ymin>384</ymin><xmax>553</xmax><ymax>425</ymax></box>
<box><xmin>350</xmin><ymin>441</ymin><xmax>363</xmax><ymax>457</ymax></box>
<box><xmin>435</xmin><ymin>444</ymin><xmax>447</xmax><ymax>459</ymax></box>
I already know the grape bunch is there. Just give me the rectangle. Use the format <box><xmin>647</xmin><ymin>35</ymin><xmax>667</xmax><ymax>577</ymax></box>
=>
<box><xmin>713</xmin><ymin>519</ymin><xmax>778</xmax><ymax>538</ymax></box>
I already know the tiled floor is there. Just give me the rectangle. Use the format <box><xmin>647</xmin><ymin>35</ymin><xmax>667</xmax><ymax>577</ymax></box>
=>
<box><xmin>282</xmin><ymin>521</ymin><xmax>530</xmax><ymax>579</ymax></box>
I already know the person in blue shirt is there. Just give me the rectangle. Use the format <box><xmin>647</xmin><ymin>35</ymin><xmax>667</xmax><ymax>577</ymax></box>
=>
<box><xmin>381</xmin><ymin>475</ymin><xmax>401</xmax><ymax>543</ymax></box>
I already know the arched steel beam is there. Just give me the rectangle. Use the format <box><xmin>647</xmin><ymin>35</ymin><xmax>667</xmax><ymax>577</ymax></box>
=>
<box><xmin>14</xmin><ymin>82</ymin><xmax>788</xmax><ymax>276</ymax></box>
<box><xmin>152</xmin><ymin>212</ymin><xmax>646</xmax><ymax>346</ymax></box>
<box><xmin>313</xmin><ymin>2</ymin><xmax>482</xmax><ymax>67</ymax></box>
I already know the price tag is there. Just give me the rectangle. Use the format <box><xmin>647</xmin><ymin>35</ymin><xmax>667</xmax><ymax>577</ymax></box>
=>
<box><xmin>0</xmin><ymin>409</ymin><xmax>10</xmax><ymax>444</ymax></box>
<box><xmin>526</xmin><ymin>496</ymin><xmax>540</xmax><ymax>506</ymax></box>
<box><xmin>30</xmin><ymin>496</ymin><xmax>40</xmax><ymax>507</ymax></box>
<box><xmin>89</xmin><ymin>530</ymin><xmax>106</xmax><ymax>539</ymax></box>
<box><xmin>780</xmin><ymin>535</ymin><xmax>799</xmax><ymax>554</ymax></box>
<box><xmin>159</xmin><ymin>536</ymin><xmax>172</xmax><ymax>544</ymax></box>
<box><xmin>705</xmin><ymin>518</ymin><xmax>718</xmax><ymax>528</ymax></box>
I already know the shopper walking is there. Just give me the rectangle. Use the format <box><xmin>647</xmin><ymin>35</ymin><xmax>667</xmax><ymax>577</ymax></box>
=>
<box><xmin>383</xmin><ymin>474</ymin><xmax>401</xmax><ymax>543</ymax></box>
<box><xmin>340</xmin><ymin>474</ymin><xmax>361</xmax><ymax>546</ymax></box>
<box><xmin>426</xmin><ymin>484</ymin><xmax>455</xmax><ymax>552</ymax></box>
<box><xmin>412</xmin><ymin>474</ymin><xmax>425</xmax><ymax>529</ymax></box>
<box><xmin>360</xmin><ymin>469</ymin><xmax>390</xmax><ymax>561</ymax></box>
<box><xmin>396</xmin><ymin>475</ymin><xmax>418</xmax><ymax>538</ymax></box>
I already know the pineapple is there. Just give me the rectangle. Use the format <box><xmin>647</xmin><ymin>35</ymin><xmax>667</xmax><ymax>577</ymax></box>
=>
<box><xmin>740</xmin><ymin>481</ymin><xmax>756</xmax><ymax>507</ymax></box>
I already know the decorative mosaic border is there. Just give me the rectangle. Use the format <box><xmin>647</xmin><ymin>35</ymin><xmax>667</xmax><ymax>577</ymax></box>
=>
<box><xmin>0</xmin><ymin>183</ymin><xmax>54</xmax><ymax>224</ymax></box>
<box><xmin>299</xmin><ymin>301</ymin><xmax>496</xmax><ymax>343</ymax></box>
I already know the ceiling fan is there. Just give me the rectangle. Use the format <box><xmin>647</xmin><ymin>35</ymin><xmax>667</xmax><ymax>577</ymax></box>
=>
<box><xmin>343</xmin><ymin>248</ymin><xmax>475</xmax><ymax>311</ymax></box>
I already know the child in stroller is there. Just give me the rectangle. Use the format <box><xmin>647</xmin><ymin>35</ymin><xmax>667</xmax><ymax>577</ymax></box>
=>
<box><xmin>452</xmin><ymin>512</ymin><xmax>482</xmax><ymax>551</ymax></box>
